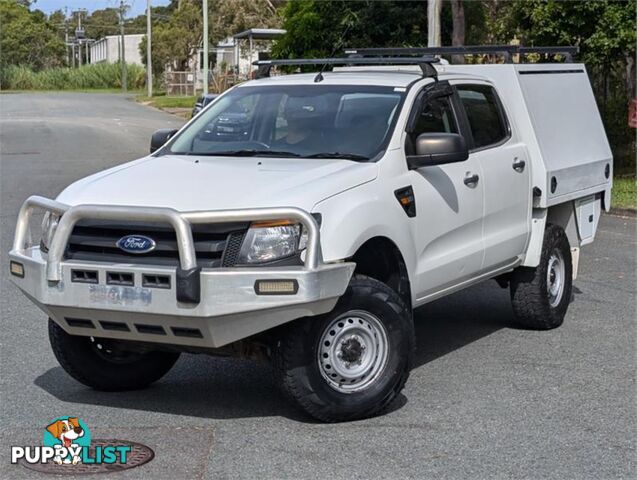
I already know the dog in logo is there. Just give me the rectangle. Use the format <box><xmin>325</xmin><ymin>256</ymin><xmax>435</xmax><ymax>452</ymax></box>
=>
<box><xmin>46</xmin><ymin>417</ymin><xmax>84</xmax><ymax>464</ymax></box>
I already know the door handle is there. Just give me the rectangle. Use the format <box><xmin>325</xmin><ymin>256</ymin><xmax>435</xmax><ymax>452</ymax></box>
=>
<box><xmin>513</xmin><ymin>158</ymin><xmax>526</xmax><ymax>172</ymax></box>
<box><xmin>463</xmin><ymin>172</ymin><xmax>479</xmax><ymax>188</ymax></box>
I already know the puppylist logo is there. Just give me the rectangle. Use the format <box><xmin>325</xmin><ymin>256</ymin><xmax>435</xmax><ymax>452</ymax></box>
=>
<box><xmin>11</xmin><ymin>417</ymin><xmax>131</xmax><ymax>466</ymax></box>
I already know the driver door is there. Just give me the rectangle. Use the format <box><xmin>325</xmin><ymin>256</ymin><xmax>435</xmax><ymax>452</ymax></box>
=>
<box><xmin>407</xmin><ymin>83</ymin><xmax>485</xmax><ymax>301</ymax></box>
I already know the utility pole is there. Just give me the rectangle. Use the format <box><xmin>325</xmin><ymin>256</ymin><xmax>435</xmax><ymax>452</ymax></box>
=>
<box><xmin>65</xmin><ymin>28</ymin><xmax>69</xmax><ymax>66</ymax></box>
<box><xmin>202</xmin><ymin>0</ymin><xmax>209</xmax><ymax>95</ymax></box>
<box><xmin>146</xmin><ymin>0</ymin><xmax>153</xmax><ymax>97</ymax></box>
<box><xmin>77</xmin><ymin>11</ymin><xmax>82</xmax><ymax>66</ymax></box>
<box><xmin>64</xmin><ymin>7</ymin><xmax>70</xmax><ymax>66</ymax></box>
<box><xmin>427</xmin><ymin>0</ymin><xmax>442</xmax><ymax>47</ymax></box>
<box><xmin>72</xmin><ymin>9</ymin><xmax>87</xmax><ymax>68</ymax></box>
<box><xmin>119</xmin><ymin>1</ymin><xmax>127</xmax><ymax>92</ymax></box>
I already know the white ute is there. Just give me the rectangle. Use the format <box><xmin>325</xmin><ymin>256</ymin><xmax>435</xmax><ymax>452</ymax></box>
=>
<box><xmin>9</xmin><ymin>46</ymin><xmax>612</xmax><ymax>422</ymax></box>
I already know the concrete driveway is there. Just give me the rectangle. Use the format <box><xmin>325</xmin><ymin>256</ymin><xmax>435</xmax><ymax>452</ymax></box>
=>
<box><xmin>1</xmin><ymin>93</ymin><xmax>635</xmax><ymax>479</ymax></box>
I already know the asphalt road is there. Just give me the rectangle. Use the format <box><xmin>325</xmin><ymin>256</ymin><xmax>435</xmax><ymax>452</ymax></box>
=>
<box><xmin>1</xmin><ymin>93</ymin><xmax>635</xmax><ymax>480</ymax></box>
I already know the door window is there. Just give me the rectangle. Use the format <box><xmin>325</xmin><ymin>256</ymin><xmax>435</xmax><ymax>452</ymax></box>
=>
<box><xmin>457</xmin><ymin>85</ymin><xmax>508</xmax><ymax>149</ymax></box>
<box><xmin>413</xmin><ymin>96</ymin><xmax>458</xmax><ymax>136</ymax></box>
<box><xmin>406</xmin><ymin>95</ymin><xmax>458</xmax><ymax>155</ymax></box>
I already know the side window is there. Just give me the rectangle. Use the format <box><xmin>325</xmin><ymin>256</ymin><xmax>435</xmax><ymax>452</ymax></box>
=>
<box><xmin>457</xmin><ymin>85</ymin><xmax>508</xmax><ymax>149</ymax></box>
<box><xmin>413</xmin><ymin>96</ymin><xmax>458</xmax><ymax>137</ymax></box>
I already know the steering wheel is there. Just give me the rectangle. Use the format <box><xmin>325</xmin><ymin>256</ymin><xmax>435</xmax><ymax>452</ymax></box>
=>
<box><xmin>243</xmin><ymin>141</ymin><xmax>271</xmax><ymax>150</ymax></box>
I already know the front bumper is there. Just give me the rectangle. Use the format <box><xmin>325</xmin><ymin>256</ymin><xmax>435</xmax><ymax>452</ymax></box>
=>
<box><xmin>9</xmin><ymin>196</ymin><xmax>354</xmax><ymax>348</ymax></box>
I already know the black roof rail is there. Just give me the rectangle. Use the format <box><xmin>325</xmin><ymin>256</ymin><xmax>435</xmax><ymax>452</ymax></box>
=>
<box><xmin>345</xmin><ymin>45</ymin><xmax>518</xmax><ymax>63</ymax></box>
<box><xmin>519</xmin><ymin>46</ymin><xmax>579</xmax><ymax>63</ymax></box>
<box><xmin>344</xmin><ymin>45</ymin><xmax>579</xmax><ymax>64</ymax></box>
<box><xmin>253</xmin><ymin>56</ymin><xmax>440</xmax><ymax>80</ymax></box>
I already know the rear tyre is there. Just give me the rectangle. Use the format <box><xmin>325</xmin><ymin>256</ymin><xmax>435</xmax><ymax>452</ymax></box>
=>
<box><xmin>510</xmin><ymin>224</ymin><xmax>573</xmax><ymax>330</ymax></box>
<box><xmin>273</xmin><ymin>275</ymin><xmax>414</xmax><ymax>422</ymax></box>
<box><xmin>48</xmin><ymin>319</ymin><xmax>180</xmax><ymax>391</ymax></box>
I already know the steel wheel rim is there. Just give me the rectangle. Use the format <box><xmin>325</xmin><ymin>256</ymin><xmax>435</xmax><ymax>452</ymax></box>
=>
<box><xmin>317</xmin><ymin>310</ymin><xmax>389</xmax><ymax>393</ymax></box>
<box><xmin>89</xmin><ymin>337</ymin><xmax>144</xmax><ymax>364</ymax></box>
<box><xmin>547</xmin><ymin>249</ymin><xmax>565</xmax><ymax>307</ymax></box>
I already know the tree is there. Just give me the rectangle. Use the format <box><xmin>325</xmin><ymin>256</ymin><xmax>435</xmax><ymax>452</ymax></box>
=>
<box><xmin>139</xmin><ymin>0</ymin><xmax>282</xmax><ymax>77</ymax></box>
<box><xmin>140</xmin><ymin>0</ymin><xmax>202</xmax><ymax>74</ymax></box>
<box><xmin>0</xmin><ymin>0</ymin><xmax>66</xmax><ymax>70</ymax></box>
<box><xmin>48</xmin><ymin>8</ymin><xmax>66</xmax><ymax>26</ymax></box>
<box><xmin>211</xmin><ymin>0</ymin><xmax>282</xmax><ymax>42</ymax></box>
<box><xmin>440</xmin><ymin>1</ymin><xmax>487</xmax><ymax>47</ymax></box>
<box><xmin>450</xmin><ymin>0</ymin><xmax>465</xmax><ymax>63</ymax></box>
<box><xmin>127</xmin><ymin>5</ymin><xmax>172</xmax><ymax>33</ymax></box>
<box><xmin>272</xmin><ymin>1</ymin><xmax>428</xmax><ymax>60</ymax></box>
<box><xmin>490</xmin><ymin>0</ymin><xmax>636</xmax><ymax>170</ymax></box>
<box><xmin>84</xmin><ymin>8</ymin><xmax>121</xmax><ymax>39</ymax></box>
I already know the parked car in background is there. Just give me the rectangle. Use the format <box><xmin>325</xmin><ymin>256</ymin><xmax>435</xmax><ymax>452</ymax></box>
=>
<box><xmin>192</xmin><ymin>93</ymin><xmax>219</xmax><ymax>117</ymax></box>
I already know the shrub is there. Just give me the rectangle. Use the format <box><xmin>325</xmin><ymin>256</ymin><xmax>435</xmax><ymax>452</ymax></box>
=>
<box><xmin>0</xmin><ymin>63</ymin><xmax>146</xmax><ymax>90</ymax></box>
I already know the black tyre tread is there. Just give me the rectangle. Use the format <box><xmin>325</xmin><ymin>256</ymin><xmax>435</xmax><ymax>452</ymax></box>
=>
<box><xmin>273</xmin><ymin>274</ymin><xmax>414</xmax><ymax>422</ymax></box>
<box><xmin>49</xmin><ymin>319</ymin><xmax>179</xmax><ymax>391</ymax></box>
<box><xmin>510</xmin><ymin>224</ymin><xmax>572</xmax><ymax>330</ymax></box>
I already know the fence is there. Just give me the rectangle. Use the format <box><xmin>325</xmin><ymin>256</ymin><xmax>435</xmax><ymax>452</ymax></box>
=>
<box><xmin>164</xmin><ymin>71</ymin><xmax>196</xmax><ymax>96</ymax></box>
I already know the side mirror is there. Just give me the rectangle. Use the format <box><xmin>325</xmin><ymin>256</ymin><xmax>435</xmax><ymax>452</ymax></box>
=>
<box><xmin>150</xmin><ymin>128</ymin><xmax>178</xmax><ymax>154</ymax></box>
<box><xmin>407</xmin><ymin>133</ymin><xmax>468</xmax><ymax>169</ymax></box>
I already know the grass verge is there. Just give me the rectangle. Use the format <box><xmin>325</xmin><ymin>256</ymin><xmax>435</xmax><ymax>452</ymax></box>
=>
<box><xmin>136</xmin><ymin>95</ymin><xmax>197</xmax><ymax>109</ymax></box>
<box><xmin>612</xmin><ymin>176</ymin><xmax>636</xmax><ymax>210</ymax></box>
<box><xmin>1</xmin><ymin>88</ymin><xmax>144</xmax><ymax>94</ymax></box>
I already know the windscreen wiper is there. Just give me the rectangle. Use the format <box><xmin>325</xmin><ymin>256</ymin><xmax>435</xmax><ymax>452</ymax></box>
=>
<box><xmin>188</xmin><ymin>149</ymin><xmax>301</xmax><ymax>157</ymax></box>
<box><xmin>303</xmin><ymin>152</ymin><xmax>370</xmax><ymax>161</ymax></box>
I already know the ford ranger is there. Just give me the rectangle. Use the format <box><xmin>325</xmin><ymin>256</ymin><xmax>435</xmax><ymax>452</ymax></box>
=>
<box><xmin>8</xmin><ymin>46</ymin><xmax>613</xmax><ymax>422</ymax></box>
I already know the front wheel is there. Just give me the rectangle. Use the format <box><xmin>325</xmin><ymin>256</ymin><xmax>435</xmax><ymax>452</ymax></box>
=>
<box><xmin>273</xmin><ymin>275</ymin><xmax>414</xmax><ymax>422</ymax></box>
<box><xmin>510</xmin><ymin>224</ymin><xmax>573</xmax><ymax>330</ymax></box>
<box><xmin>49</xmin><ymin>319</ymin><xmax>180</xmax><ymax>391</ymax></box>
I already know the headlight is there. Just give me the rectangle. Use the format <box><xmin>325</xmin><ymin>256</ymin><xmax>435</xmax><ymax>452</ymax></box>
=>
<box><xmin>237</xmin><ymin>220</ymin><xmax>302</xmax><ymax>264</ymax></box>
<box><xmin>40</xmin><ymin>212</ymin><xmax>60</xmax><ymax>253</ymax></box>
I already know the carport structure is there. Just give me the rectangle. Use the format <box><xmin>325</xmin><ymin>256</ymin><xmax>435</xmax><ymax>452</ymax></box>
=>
<box><xmin>232</xmin><ymin>28</ymin><xmax>286</xmax><ymax>76</ymax></box>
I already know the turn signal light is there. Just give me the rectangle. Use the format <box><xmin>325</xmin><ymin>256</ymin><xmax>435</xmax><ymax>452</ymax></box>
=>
<box><xmin>250</xmin><ymin>219</ymin><xmax>295</xmax><ymax>228</ymax></box>
<box><xmin>394</xmin><ymin>186</ymin><xmax>416</xmax><ymax>218</ymax></box>
<box><xmin>254</xmin><ymin>279</ymin><xmax>298</xmax><ymax>295</ymax></box>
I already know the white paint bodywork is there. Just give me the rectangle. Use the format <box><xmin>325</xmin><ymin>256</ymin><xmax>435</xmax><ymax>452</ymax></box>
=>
<box><xmin>440</xmin><ymin>63</ymin><xmax>613</xmax><ymax>209</ymax></box>
<box><xmin>52</xmin><ymin>65</ymin><xmax>611</xmax><ymax>308</ymax></box>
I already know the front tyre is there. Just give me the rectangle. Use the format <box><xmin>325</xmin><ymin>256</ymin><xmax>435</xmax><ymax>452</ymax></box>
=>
<box><xmin>274</xmin><ymin>275</ymin><xmax>414</xmax><ymax>422</ymax></box>
<box><xmin>510</xmin><ymin>224</ymin><xmax>573</xmax><ymax>330</ymax></box>
<box><xmin>49</xmin><ymin>319</ymin><xmax>180</xmax><ymax>391</ymax></box>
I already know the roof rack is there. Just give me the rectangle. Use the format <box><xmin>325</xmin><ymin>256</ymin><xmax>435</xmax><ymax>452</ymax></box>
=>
<box><xmin>253</xmin><ymin>56</ymin><xmax>440</xmax><ymax>80</ymax></box>
<box><xmin>344</xmin><ymin>45</ymin><xmax>579</xmax><ymax>63</ymax></box>
<box><xmin>519</xmin><ymin>46</ymin><xmax>579</xmax><ymax>62</ymax></box>
<box><xmin>346</xmin><ymin>45</ymin><xmax>518</xmax><ymax>62</ymax></box>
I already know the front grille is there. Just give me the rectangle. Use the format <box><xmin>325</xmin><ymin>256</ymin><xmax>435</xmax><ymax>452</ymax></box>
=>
<box><xmin>64</xmin><ymin>220</ymin><xmax>249</xmax><ymax>268</ymax></box>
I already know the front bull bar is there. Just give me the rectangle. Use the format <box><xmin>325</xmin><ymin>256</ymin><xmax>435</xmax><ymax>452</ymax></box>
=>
<box><xmin>13</xmin><ymin>195</ymin><xmax>323</xmax><ymax>301</ymax></box>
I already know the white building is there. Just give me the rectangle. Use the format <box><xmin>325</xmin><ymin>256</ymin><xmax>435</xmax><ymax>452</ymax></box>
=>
<box><xmin>190</xmin><ymin>28</ymin><xmax>286</xmax><ymax>88</ymax></box>
<box><xmin>90</xmin><ymin>34</ymin><xmax>144</xmax><ymax>66</ymax></box>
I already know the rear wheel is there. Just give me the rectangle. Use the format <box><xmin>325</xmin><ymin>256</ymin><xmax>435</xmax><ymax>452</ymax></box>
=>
<box><xmin>510</xmin><ymin>224</ymin><xmax>573</xmax><ymax>330</ymax></box>
<box><xmin>274</xmin><ymin>275</ymin><xmax>414</xmax><ymax>422</ymax></box>
<box><xmin>48</xmin><ymin>319</ymin><xmax>180</xmax><ymax>391</ymax></box>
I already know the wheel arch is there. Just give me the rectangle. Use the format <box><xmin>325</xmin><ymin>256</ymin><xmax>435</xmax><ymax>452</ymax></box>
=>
<box><xmin>522</xmin><ymin>202</ymin><xmax>580</xmax><ymax>267</ymax></box>
<box><xmin>312</xmin><ymin>174</ymin><xmax>418</xmax><ymax>308</ymax></box>
<box><xmin>348</xmin><ymin>236</ymin><xmax>412</xmax><ymax>311</ymax></box>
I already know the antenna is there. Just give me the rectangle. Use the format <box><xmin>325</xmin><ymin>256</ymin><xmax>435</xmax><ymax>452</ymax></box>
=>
<box><xmin>314</xmin><ymin>22</ymin><xmax>354</xmax><ymax>83</ymax></box>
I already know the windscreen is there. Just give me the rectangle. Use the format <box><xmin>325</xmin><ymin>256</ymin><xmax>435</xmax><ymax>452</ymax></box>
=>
<box><xmin>166</xmin><ymin>85</ymin><xmax>405</xmax><ymax>161</ymax></box>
